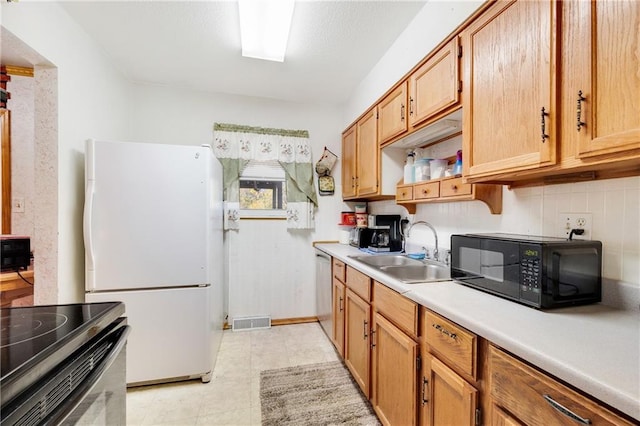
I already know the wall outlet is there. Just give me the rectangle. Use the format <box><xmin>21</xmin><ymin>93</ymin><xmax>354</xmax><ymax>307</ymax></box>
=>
<box><xmin>558</xmin><ymin>213</ymin><xmax>592</xmax><ymax>240</ymax></box>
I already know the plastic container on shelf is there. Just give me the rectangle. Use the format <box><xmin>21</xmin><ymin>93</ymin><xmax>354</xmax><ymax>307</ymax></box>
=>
<box><xmin>414</xmin><ymin>158</ymin><xmax>431</xmax><ymax>182</ymax></box>
<box><xmin>429</xmin><ymin>159</ymin><xmax>448</xmax><ymax>179</ymax></box>
<box><xmin>403</xmin><ymin>152</ymin><xmax>415</xmax><ymax>184</ymax></box>
<box><xmin>452</xmin><ymin>150</ymin><xmax>463</xmax><ymax>176</ymax></box>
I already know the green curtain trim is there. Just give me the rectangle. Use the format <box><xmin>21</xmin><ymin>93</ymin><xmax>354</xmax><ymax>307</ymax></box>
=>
<box><xmin>214</xmin><ymin>123</ymin><xmax>309</xmax><ymax>138</ymax></box>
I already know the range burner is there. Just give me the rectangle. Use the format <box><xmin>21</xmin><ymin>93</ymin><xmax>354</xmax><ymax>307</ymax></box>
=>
<box><xmin>0</xmin><ymin>302</ymin><xmax>125</xmax><ymax>408</ymax></box>
<box><xmin>1</xmin><ymin>312</ymin><xmax>68</xmax><ymax>348</ymax></box>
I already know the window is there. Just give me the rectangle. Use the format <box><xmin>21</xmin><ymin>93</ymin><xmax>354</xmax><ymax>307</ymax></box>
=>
<box><xmin>239</xmin><ymin>160</ymin><xmax>287</xmax><ymax>218</ymax></box>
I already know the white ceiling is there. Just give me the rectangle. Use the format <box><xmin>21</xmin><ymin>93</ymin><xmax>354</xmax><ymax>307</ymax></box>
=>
<box><xmin>18</xmin><ymin>1</ymin><xmax>426</xmax><ymax>105</ymax></box>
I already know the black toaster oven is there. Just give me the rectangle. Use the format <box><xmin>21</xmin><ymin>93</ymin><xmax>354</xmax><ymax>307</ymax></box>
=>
<box><xmin>1</xmin><ymin>236</ymin><xmax>31</xmax><ymax>271</ymax></box>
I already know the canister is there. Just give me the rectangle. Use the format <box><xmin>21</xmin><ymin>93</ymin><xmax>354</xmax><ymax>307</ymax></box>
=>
<box><xmin>414</xmin><ymin>158</ymin><xmax>431</xmax><ymax>182</ymax></box>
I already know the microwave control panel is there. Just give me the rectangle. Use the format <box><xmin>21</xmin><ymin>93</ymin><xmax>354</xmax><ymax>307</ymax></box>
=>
<box><xmin>519</xmin><ymin>245</ymin><xmax>541</xmax><ymax>304</ymax></box>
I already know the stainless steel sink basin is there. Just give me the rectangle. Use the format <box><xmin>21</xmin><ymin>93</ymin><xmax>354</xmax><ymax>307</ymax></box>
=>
<box><xmin>348</xmin><ymin>255</ymin><xmax>424</xmax><ymax>267</ymax></box>
<box><xmin>379</xmin><ymin>263</ymin><xmax>450</xmax><ymax>283</ymax></box>
<box><xmin>348</xmin><ymin>255</ymin><xmax>451</xmax><ymax>284</ymax></box>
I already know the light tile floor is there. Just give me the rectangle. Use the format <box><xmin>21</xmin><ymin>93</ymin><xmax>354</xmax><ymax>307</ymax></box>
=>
<box><xmin>126</xmin><ymin>322</ymin><xmax>340</xmax><ymax>425</ymax></box>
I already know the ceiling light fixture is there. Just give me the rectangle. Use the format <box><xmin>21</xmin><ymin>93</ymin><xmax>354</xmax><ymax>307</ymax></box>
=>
<box><xmin>238</xmin><ymin>0</ymin><xmax>295</xmax><ymax>62</ymax></box>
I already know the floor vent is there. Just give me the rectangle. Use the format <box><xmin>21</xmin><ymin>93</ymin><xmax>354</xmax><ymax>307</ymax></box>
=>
<box><xmin>232</xmin><ymin>316</ymin><xmax>271</xmax><ymax>331</ymax></box>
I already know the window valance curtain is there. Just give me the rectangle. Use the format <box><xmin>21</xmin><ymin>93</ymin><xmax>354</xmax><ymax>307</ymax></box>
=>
<box><xmin>213</xmin><ymin>123</ymin><xmax>317</xmax><ymax>230</ymax></box>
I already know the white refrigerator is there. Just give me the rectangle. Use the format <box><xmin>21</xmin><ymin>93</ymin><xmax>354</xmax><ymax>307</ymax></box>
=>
<box><xmin>83</xmin><ymin>139</ymin><xmax>224</xmax><ymax>385</ymax></box>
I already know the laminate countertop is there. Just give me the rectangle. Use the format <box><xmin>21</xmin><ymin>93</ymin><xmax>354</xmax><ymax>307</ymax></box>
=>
<box><xmin>315</xmin><ymin>243</ymin><xmax>640</xmax><ymax>421</ymax></box>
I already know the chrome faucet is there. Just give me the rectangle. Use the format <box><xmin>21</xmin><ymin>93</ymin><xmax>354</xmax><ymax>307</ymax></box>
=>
<box><xmin>406</xmin><ymin>221</ymin><xmax>439</xmax><ymax>261</ymax></box>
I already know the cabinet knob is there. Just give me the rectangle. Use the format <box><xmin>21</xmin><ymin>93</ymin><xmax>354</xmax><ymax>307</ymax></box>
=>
<box><xmin>451</xmin><ymin>185</ymin><xmax>458</xmax><ymax>191</ymax></box>
<box><xmin>423</xmin><ymin>189</ymin><xmax>429</xmax><ymax>194</ymax></box>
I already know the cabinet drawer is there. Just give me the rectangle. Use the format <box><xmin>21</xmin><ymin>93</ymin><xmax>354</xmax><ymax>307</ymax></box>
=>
<box><xmin>347</xmin><ymin>266</ymin><xmax>371</xmax><ymax>302</ymax></box>
<box><xmin>414</xmin><ymin>182</ymin><xmax>440</xmax><ymax>200</ymax></box>
<box><xmin>489</xmin><ymin>345</ymin><xmax>634</xmax><ymax>426</ymax></box>
<box><xmin>396</xmin><ymin>185</ymin><xmax>413</xmax><ymax>201</ymax></box>
<box><xmin>333</xmin><ymin>258</ymin><xmax>346</xmax><ymax>282</ymax></box>
<box><xmin>424</xmin><ymin>310</ymin><xmax>477</xmax><ymax>379</ymax></box>
<box><xmin>440</xmin><ymin>177</ymin><xmax>472</xmax><ymax>197</ymax></box>
<box><xmin>373</xmin><ymin>281</ymin><xmax>418</xmax><ymax>338</ymax></box>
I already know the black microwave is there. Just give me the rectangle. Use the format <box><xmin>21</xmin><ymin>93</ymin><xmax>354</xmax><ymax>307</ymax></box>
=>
<box><xmin>450</xmin><ymin>233</ymin><xmax>602</xmax><ymax>309</ymax></box>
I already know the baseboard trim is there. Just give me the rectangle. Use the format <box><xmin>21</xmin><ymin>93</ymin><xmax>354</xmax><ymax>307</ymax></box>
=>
<box><xmin>271</xmin><ymin>316</ymin><xmax>319</xmax><ymax>326</ymax></box>
<box><xmin>224</xmin><ymin>316</ymin><xmax>319</xmax><ymax>330</ymax></box>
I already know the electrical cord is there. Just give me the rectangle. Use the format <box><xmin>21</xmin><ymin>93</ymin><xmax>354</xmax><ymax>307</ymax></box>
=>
<box><xmin>568</xmin><ymin>228</ymin><xmax>585</xmax><ymax>240</ymax></box>
<box><xmin>16</xmin><ymin>269</ymin><xmax>34</xmax><ymax>286</ymax></box>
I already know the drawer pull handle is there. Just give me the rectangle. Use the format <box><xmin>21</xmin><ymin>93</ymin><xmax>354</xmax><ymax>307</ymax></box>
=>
<box><xmin>543</xmin><ymin>394</ymin><xmax>592</xmax><ymax>425</ymax></box>
<box><xmin>432</xmin><ymin>323</ymin><xmax>457</xmax><ymax>340</ymax></box>
<box><xmin>421</xmin><ymin>377</ymin><xmax>429</xmax><ymax>405</ymax></box>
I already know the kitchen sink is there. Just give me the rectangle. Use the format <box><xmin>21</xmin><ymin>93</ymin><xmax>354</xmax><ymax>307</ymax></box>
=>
<box><xmin>348</xmin><ymin>255</ymin><xmax>451</xmax><ymax>284</ymax></box>
<box><xmin>348</xmin><ymin>255</ymin><xmax>424</xmax><ymax>267</ymax></box>
<box><xmin>379</xmin><ymin>263</ymin><xmax>450</xmax><ymax>283</ymax></box>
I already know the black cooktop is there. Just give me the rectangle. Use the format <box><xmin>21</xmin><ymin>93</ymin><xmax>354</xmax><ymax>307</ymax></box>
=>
<box><xmin>0</xmin><ymin>302</ymin><xmax>125</xmax><ymax>406</ymax></box>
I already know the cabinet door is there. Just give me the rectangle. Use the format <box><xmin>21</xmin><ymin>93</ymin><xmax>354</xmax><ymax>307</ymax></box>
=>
<box><xmin>378</xmin><ymin>82</ymin><xmax>408</xmax><ymax>146</ymax></box>
<box><xmin>491</xmin><ymin>404</ymin><xmax>525</xmax><ymax>426</ymax></box>
<box><xmin>409</xmin><ymin>38</ymin><xmax>460</xmax><ymax>128</ymax></box>
<box><xmin>563</xmin><ymin>0</ymin><xmax>640</xmax><ymax>158</ymax></box>
<box><xmin>371</xmin><ymin>312</ymin><xmax>418</xmax><ymax>426</ymax></box>
<box><xmin>344</xmin><ymin>288</ymin><xmax>371</xmax><ymax>397</ymax></box>
<box><xmin>462</xmin><ymin>0</ymin><xmax>558</xmax><ymax>178</ymax></box>
<box><xmin>421</xmin><ymin>351</ymin><xmax>477</xmax><ymax>426</ymax></box>
<box><xmin>331</xmin><ymin>278</ymin><xmax>345</xmax><ymax>358</ymax></box>
<box><xmin>341</xmin><ymin>125</ymin><xmax>357</xmax><ymax>199</ymax></box>
<box><xmin>356</xmin><ymin>109</ymin><xmax>379</xmax><ymax>197</ymax></box>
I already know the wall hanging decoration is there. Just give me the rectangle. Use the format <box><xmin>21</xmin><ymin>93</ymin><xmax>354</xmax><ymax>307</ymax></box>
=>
<box><xmin>315</xmin><ymin>147</ymin><xmax>338</xmax><ymax>196</ymax></box>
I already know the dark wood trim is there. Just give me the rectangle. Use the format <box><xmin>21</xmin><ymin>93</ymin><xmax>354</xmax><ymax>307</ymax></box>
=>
<box><xmin>1</xmin><ymin>109</ymin><xmax>11</xmax><ymax>234</ymax></box>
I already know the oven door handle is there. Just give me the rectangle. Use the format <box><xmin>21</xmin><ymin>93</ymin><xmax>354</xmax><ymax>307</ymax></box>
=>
<box><xmin>46</xmin><ymin>323</ymin><xmax>131</xmax><ymax>425</ymax></box>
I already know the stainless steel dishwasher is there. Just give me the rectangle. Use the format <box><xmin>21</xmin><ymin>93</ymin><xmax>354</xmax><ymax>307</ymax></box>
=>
<box><xmin>315</xmin><ymin>249</ymin><xmax>332</xmax><ymax>339</ymax></box>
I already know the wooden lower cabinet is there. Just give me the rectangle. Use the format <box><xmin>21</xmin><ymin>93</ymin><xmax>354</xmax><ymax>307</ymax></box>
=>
<box><xmin>420</xmin><ymin>349</ymin><xmax>478</xmax><ymax>426</ymax></box>
<box><xmin>331</xmin><ymin>277</ymin><xmax>345</xmax><ymax>357</ymax></box>
<box><xmin>344</xmin><ymin>288</ymin><xmax>371</xmax><ymax>397</ymax></box>
<box><xmin>371</xmin><ymin>312</ymin><xmax>419</xmax><ymax>426</ymax></box>
<box><xmin>488</xmin><ymin>345</ymin><xmax>634</xmax><ymax>426</ymax></box>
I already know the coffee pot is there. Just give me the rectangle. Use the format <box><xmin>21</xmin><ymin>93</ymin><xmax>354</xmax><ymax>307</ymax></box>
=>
<box><xmin>369</xmin><ymin>226</ymin><xmax>391</xmax><ymax>252</ymax></box>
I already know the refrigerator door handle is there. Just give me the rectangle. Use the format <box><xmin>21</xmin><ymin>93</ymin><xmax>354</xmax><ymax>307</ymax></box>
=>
<box><xmin>84</xmin><ymin>179</ymin><xmax>96</xmax><ymax>290</ymax></box>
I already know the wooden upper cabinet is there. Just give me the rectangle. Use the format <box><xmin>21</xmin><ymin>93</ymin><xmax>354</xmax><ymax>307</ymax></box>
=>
<box><xmin>378</xmin><ymin>81</ymin><xmax>408</xmax><ymax>146</ymax></box>
<box><xmin>356</xmin><ymin>108</ymin><xmax>379</xmax><ymax>197</ymax></box>
<box><xmin>409</xmin><ymin>38</ymin><xmax>461</xmax><ymax>129</ymax></box>
<box><xmin>341</xmin><ymin>125</ymin><xmax>357</xmax><ymax>199</ymax></box>
<box><xmin>461</xmin><ymin>0</ymin><xmax>558</xmax><ymax>179</ymax></box>
<box><xmin>563</xmin><ymin>0</ymin><xmax>640</xmax><ymax>159</ymax></box>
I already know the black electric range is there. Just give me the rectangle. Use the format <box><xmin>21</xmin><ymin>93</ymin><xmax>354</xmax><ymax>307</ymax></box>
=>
<box><xmin>1</xmin><ymin>302</ymin><xmax>127</xmax><ymax>425</ymax></box>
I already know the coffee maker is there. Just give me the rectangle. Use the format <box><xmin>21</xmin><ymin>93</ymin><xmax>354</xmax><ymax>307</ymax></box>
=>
<box><xmin>367</xmin><ymin>215</ymin><xmax>403</xmax><ymax>252</ymax></box>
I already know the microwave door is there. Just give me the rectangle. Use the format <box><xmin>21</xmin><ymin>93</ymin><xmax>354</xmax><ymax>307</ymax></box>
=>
<box><xmin>549</xmin><ymin>248</ymin><xmax>601</xmax><ymax>300</ymax></box>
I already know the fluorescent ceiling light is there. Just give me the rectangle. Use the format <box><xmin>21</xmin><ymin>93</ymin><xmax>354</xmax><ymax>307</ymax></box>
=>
<box><xmin>238</xmin><ymin>0</ymin><xmax>295</xmax><ymax>62</ymax></box>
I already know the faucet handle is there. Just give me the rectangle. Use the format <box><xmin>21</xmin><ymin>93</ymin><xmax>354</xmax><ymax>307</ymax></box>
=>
<box><xmin>443</xmin><ymin>250</ymin><xmax>451</xmax><ymax>266</ymax></box>
<box><xmin>421</xmin><ymin>246</ymin><xmax>430</xmax><ymax>258</ymax></box>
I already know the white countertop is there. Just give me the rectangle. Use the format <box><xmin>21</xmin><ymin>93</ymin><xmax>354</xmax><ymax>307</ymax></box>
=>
<box><xmin>315</xmin><ymin>243</ymin><xmax>640</xmax><ymax>421</ymax></box>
